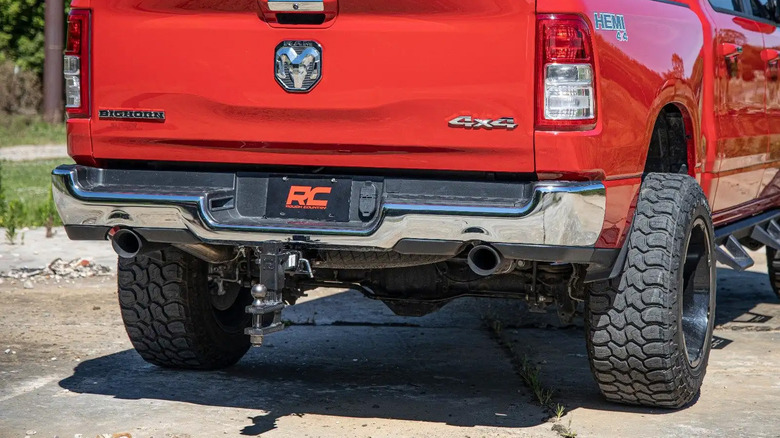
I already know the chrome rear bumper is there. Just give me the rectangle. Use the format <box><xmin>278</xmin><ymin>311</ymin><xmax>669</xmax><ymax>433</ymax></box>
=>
<box><xmin>52</xmin><ymin>165</ymin><xmax>607</xmax><ymax>250</ymax></box>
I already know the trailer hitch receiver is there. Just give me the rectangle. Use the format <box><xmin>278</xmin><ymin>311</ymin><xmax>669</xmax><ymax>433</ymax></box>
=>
<box><xmin>245</xmin><ymin>247</ymin><xmax>312</xmax><ymax>346</ymax></box>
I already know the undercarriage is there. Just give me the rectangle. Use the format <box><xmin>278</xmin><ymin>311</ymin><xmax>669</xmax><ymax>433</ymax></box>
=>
<box><xmin>196</xmin><ymin>243</ymin><xmax>588</xmax><ymax>347</ymax></box>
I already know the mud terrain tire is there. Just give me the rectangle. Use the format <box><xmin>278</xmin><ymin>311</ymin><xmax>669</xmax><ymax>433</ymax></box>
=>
<box><xmin>586</xmin><ymin>173</ymin><xmax>716</xmax><ymax>408</ymax></box>
<box><xmin>768</xmin><ymin>247</ymin><xmax>780</xmax><ymax>299</ymax></box>
<box><xmin>117</xmin><ymin>247</ymin><xmax>250</xmax><ymax>369</ymax></box>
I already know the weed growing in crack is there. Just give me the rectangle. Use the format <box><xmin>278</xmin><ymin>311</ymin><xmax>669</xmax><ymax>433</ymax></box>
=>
<box><xmin>554</xmin><ymin>403</ymin><xmax>566</xmax><ymax>422</ymax></box>
<box><xmin>552</xmin><ymin>417</ymin><xmax>577</xmax><ymax>438</ymax></box>
<box><xmin>517</xmin><ymin>356</ymin><xmax>555</xmax><ymax>408</ymax></box>
<box><xmin>487</xmin><ymin>319</ymin><xmax>578</xmax><ymax>438</ymax></box>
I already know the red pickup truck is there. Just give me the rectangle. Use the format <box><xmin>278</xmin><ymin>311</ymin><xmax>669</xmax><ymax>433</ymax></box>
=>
<box><xmin>53</xmin><ymin>0</ymin><xmax>780</xmax><ymax>408</ymax></box>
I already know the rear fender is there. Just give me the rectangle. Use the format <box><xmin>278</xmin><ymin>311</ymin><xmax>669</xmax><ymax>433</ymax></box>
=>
<box><xmin>535</xmin><ymin>0</ymin><xmax>704</xmax><ymax>181</ymax></box>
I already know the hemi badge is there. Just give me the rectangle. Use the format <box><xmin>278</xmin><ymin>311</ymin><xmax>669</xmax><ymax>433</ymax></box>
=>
<box><xmin>98</xmin><ymin>109</ymin><xmax>166</xmax><ymax>122</ymax></box>
<box><xmin>594</xmin><ymin>12</ymin><xmax>629</xmax><ymax>42</ymax></box>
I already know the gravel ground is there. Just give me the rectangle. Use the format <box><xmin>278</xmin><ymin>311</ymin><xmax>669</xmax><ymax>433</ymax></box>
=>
<box><xmin>0</xmin><ymin>227</ymin><xmax>116</xmax><ymax>276</ymax></box>
<box><xmin>0</xmin><ymin>145</ymin><xmax>68</xmax><ymax>162</ymax></box>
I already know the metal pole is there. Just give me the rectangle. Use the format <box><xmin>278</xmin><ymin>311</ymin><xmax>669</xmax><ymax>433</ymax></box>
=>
<box><xmin>43</xmin><ymin>0</ymin><xmax>64</xmax><ymax>123</ymax></box>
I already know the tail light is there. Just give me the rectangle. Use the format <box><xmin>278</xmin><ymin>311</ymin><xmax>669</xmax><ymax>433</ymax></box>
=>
<box><xmin>536</xmin><ymin>15</ymin><xmax>596</xmax><ymax>130</ymax></box>
<box><xmin>64</xmin><ymin>10</ymin><xmax>90</xmax><ymax>118</ymax></box>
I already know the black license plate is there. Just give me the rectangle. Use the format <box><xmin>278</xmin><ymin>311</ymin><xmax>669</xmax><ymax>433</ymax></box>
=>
<box><xmin>266</xmin><ymin>177</ymin><xmax>351</xmax><ymax>222</ymax></box>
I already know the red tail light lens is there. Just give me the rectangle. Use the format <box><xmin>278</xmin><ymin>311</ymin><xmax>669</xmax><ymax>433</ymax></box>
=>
<box><xmin>66</xmin><ymin>17</ymin><xmax>83</xmax><ymax>54</ymax></box>
<box><xmin>65</xmin><ymin>10</ymin><xmax>90</xmax><ymax>118</ymax></box>
<box><xmin>544</xmin><ymin>22</ymin><xmax>591</xmax><ymax>62</ymax></box>
<box><xmin>537</xmin><ymin>15</ymin><xmax>596</xmax><ymax>130</ymax></box>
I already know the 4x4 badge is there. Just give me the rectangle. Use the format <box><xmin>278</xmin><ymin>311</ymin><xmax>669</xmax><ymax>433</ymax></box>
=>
<box><xmin>448</xmin><ymin>116</ymin><xmax>517</xmax><ymax>130</ymax></box>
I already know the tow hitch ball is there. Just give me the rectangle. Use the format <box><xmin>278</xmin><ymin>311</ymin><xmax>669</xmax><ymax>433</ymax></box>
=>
<box><xmin>245</xmin><ymin>250</ymin><xmax>312</xmax><ymax>347</ymax></box>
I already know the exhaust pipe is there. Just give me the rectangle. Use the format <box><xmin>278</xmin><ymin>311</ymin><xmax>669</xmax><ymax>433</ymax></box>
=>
<box><xmin>467</xmin><ymin>245</ymin><xmax>513</xmax><ymax>276</ymax></box>
<box><xmin>174</xmin><ymin>243</ymin><xmax>236</xmax><ymax>264</ymax></box>
<box><xmin>109</xmin><ymin>228</ymin><xmax>235</xmax><ymax>263</ymax></box>
<box><xmin>110</xmin><ymin>228</ymin><xmax>145</xmax><ymax>259</ymax></box>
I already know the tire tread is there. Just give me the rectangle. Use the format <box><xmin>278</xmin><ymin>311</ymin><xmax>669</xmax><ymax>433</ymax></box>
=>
<box><xmin>768</xmin><ymin>247</ymin><xmax>780</xmax><ymax>299</ymax></box>
<box><xmin>118</xmin><ymin>247</ymin><xmax>249</xmax><ymax>370</ymax></box>
<box><xmin>586</xmin><ymin>173</ymin><xmax>714</xmax><ymax>408</ymax></box>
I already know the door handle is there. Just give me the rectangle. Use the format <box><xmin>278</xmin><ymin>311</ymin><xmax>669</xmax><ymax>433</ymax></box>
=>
<box><xmin>762</xmin><ymin>48</ymin><xmax>780</xmax><ymax>63</ymax></box>
<box><xmin>720</xmin><ymin>42</ymin><xmax>743</xmax><ymax>58</ymax></box>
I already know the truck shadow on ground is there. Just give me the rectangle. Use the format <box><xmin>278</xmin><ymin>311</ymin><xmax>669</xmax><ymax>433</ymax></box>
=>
<box><xmin>58</xmin><ymin>268</ymin><xmax>777</xmax><ymax>435</ymax></box>
<box><xmin>713</xmin><ymin>268</ymin><xmax>779</xmax><ymax>326</ymax></box>
<box><xmin>59</xmin><ymin>294</ymin><xmax>552</xmax><ymax>434</ymax></box>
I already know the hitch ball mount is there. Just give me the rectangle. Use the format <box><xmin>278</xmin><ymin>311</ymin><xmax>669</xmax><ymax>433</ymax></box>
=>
<box><xmin>245</xmin><ymin>249</ymin><xmax>312</xmax><ymax>347</ymax></box>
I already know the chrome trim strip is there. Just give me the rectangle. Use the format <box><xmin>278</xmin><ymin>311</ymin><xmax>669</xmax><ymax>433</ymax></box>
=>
<box><xmin>52</xmin><ymin>166</ymin><xmax>607</xmax><ymax>248</ymax></box>
<box><xmin>268</xmin><ymin>1</ymin><xmax>324</xmax><ymax>12</ymax></box>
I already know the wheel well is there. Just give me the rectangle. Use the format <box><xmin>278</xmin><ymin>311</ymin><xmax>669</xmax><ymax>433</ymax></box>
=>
<box><xmin>644</xmin><ymin>105</ymin><xmax>691</xmax><ymax>175</ymax></box>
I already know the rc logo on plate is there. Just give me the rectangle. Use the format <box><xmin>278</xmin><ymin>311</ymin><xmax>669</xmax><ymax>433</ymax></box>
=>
<box><xmin>286</xmin><ymin>186</ymin><xmax>332</xmax><ymax>210</ymax></box>
<box><xmin>275</xmin><ymin>41</ymin><xmax>322</xmax><ymax>92</ymax></box>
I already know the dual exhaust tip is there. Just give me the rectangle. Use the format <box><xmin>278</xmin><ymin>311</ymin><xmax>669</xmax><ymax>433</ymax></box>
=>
<box><xmin>111</xmin><ymin>228</ymin><xmax>511</xmax><ymax>277</ymax></box>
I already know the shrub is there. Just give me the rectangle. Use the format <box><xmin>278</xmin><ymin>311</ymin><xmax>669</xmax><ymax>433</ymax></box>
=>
<box><xmin>0</xmin><ymin>59</ymin><xmax>42</xmax><ymax>114</ymax></box>
<box><xmin>0</xmin><ymin>0</ymin><xmax>48</xmax><ymax>76</ymax></box>
<box><xmin>3</xmin><ymin>199</ymin><xmax>24</xmax><ymax>244</ymax></box>
<box><xmin>39</xmin><ymin>183</ymin><xmax>58</xmax><ymax>236</ymax></box>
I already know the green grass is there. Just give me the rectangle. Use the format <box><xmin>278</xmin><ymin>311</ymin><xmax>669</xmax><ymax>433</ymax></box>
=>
<box><xmin>0</xmin><ymin>158</ymin><xmax>72</xmax><ymax>236</ymax></box>
<box><xmin>0</xmin><ymin>114</ymin><xmax>66</xmax><ymax>147</ymax></box>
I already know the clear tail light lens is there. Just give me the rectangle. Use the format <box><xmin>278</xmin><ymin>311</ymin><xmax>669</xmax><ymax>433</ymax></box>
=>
<box><xmin>537</xmin><ymin>15</ymin><xmax>596</xmax><ymax>130</ymax></box>
<box><xmin>544</xmin><ymin>64</ymin><xmax>594</xmax><ymax>120</ymax></box>
<box><xmin>64</xmin><ymin>56</ymin><xmax>81</xmax><ymax>108</ymax></box>
<box><xmin>64</xmin><ymin>10</ymin><xmax>90</xmax><ymax>118</ymax></box>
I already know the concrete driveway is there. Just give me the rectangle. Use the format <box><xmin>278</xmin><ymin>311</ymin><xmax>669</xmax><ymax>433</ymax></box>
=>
<box><xmin>0</xmin><ymin>242</ymin><xmax>778</xmax><ymax>438</ymax></box>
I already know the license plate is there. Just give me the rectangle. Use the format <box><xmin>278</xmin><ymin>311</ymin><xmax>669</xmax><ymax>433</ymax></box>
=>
<box><xmin>266</xmin><ymin>177</ymin><xmax>351</xmax><ymax>222</ymax></box>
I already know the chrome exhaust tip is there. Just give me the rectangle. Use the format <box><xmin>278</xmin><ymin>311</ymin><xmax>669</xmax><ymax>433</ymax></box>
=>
<box><xmin>467</xmin><ymin>245</ymin><xmax>511</xmax><ymax>276</ymax></box>
<box><xmin>110</xmin><ymin>228</ymin><xmax>144</xmax><ymax>259</ymax></box>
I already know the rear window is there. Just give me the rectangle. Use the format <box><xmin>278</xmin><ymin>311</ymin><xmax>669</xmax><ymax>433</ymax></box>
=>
<box><xmin>710</xmin><ymin>0</ymin><xmax>743</xmax><ymax>12</ymax></box>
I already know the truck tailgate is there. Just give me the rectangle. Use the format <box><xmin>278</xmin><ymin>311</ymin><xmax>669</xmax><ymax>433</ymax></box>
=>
<box><xmin>89</xmin><ymin>0</ymin><xmax>536</xmax><ymax>173</ymax></box>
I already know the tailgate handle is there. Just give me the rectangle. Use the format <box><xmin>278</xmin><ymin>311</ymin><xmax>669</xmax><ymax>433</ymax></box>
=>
<box><xmin>268</xmin><ymin>0</ymin><xmax>323</xmax><ymax>11</ymax></box>
<box><xmin>259</xmin><ymin>0</ymin><xmax>338</xmax><ymax>26</ymax></box>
